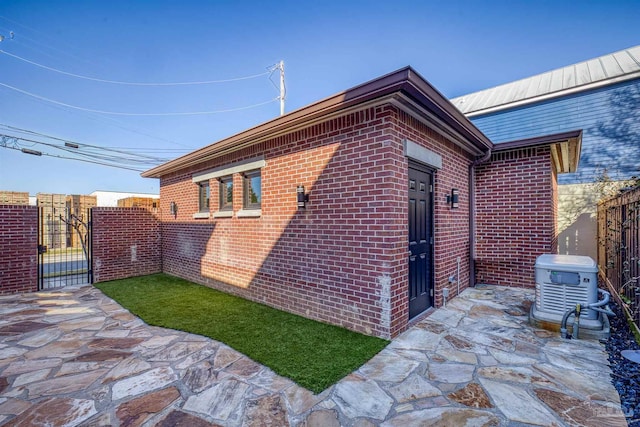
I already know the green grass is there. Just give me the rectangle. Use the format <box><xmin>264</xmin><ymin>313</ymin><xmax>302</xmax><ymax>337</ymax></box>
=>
<box><xmin>95</xmin><ymin>273</ymin><xmax>389</xmax><ymax>392</ymax></box>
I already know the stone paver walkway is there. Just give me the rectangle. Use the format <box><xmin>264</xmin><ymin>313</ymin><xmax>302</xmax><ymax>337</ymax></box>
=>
<box><xmin>0</xmin><ymin>284</ymin><xmax>627</xmax><ymax>426</ymax></box>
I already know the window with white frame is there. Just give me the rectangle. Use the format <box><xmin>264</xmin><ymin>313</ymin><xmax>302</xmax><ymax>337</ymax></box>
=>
<box><xmin>191</xmin><ymin>157</ymin><xmax>265</xmax><ymax>218</ymax></box>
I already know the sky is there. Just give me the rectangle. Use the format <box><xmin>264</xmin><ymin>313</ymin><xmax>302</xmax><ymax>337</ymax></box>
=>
<box><xmin>0</xmin><ymin>0</ymin><xmax>638</xmax><ymax>197</ymax></box>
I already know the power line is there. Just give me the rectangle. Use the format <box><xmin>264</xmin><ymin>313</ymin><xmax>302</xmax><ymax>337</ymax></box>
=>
<box><xmin>0</xmin><ymin>82</ymin><xmax>280</xmax><ymax>116</ymax></box>
<box><xmin>0</xmin><ymin>131</ymin><xmax>173</xmax><ymax>166</ymax></box>
<box><xmin>0</xmin><ymin>23</ymin><xmax>285</xmax><ymax>146</ymax></box>
<box><xmin>0</xmin><ymin>49</ymin><xmax>274</xmax><ymax>86</ymax></box>
<box><xmin>11</xmin><ymin>93</ymin><xmax>194</xmax><ymax>148</ymax></box>
<box><xmin>0</xmin><ymin>85</ymin><xmax>194</xmax><ymax>148</ymax></box>
<box><xmin>0</xmin><ymin>124</ymin><xmax>185</xmax><ymax>161</ymax></box>
<box><xmin>3</xmin><ymin>144</ymin><xmax>145</xmax><ymax>171</ymax></box>
<box><xmin>0</xmin><ymin>15</ymin><xmax>108</xmax><ymax>67</ymax></box>
<box><xmin>1</xmin><ymin>135</ymin><xmax>146</xmax><ymax>172</ymax></box>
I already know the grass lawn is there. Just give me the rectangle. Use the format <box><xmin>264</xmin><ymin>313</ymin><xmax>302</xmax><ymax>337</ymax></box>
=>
<box><xmin>95</xmin><ymin>273</ymin><xmax>389</xmax><ymax>393</ymax></box>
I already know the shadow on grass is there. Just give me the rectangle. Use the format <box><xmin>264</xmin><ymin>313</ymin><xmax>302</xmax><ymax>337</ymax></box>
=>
<box><xmin>95</xmin><ymin>273</ymin><xmax>389</xmax><ymax>393</ymax></box>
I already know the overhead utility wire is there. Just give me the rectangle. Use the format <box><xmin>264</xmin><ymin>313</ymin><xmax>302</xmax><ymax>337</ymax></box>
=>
<box><xmin>0</xmin><ymin>124</ymin><xmax>182</xmax><ymax>161</ymax></box>
<box><xmin>0</xmin><ymin>82</ymin><xmax>279</xmax><ymax>116</ymax></box>
<box><xmin>8</xmin><ymin>94</ymin><xmax>193</xmax><ymax>148</ymax></box>
<box><xmin>2</xmin><ymin>133</ymin><xmax>168</xmax><ymax>166</ymax></box>
<box><xmin>1</xmin><ymin>136</ymin><xmax>145</xmax><ymax>172</ymax></box>
<box><xmin>11</xmin><ymin>136</ymin><xmax>167</xmax><ymax>167</ymax></box>
<box><xmin>0</xmin><ymin>124</ymin><xmax>174</xmax><ymax>161</ymax></box>
<box><xmin>0</xmin><ymin>50</ymin><xmax>272</xmax><ymax>86</ymax></box>
<box><xmin>0</xmin><ymin>128</ymin><xmax>186</xmax><ymax>153</ymax></box>
<box><xmin>2</xmin><ymin>144</ymin><xmax>145</xmax><ymax>172</ymax></box>
<box><xmin>0</xmin><ymin>132</ymin><xmax>171</xmax><ymax>166</ymax></box>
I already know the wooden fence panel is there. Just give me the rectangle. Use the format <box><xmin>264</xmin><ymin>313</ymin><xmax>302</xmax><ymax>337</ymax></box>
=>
<box><xmin>598</xmin><ymin>187</ymin><xmax>640</xmax><ymax>326</ymax></box>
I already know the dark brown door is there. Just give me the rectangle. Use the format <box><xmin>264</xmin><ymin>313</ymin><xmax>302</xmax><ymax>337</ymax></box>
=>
<box><xmin>408</xmin><ymin>162</ymin><xmax>433</xmax><ymax>319</ymax></box>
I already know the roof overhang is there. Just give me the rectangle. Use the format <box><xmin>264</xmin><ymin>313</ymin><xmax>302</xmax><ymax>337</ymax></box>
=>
<box><xmin>493</xmin><ymin>130</ymin><xmax>583</xmax><ymax>174</ymax></box>
<box><xmin>142</xmin><ymin>67</ymin><xmax>493</xmax><ymax>178</ymax></box>
<box><xmin>452</xmin><ymin>45</ymin><xmax>640</xmax><ymax>117</ymax></box>
<box><xmin>459</xmin><ymin>71</ymin><xmax>640</xmax><ymax>117</ymax></box>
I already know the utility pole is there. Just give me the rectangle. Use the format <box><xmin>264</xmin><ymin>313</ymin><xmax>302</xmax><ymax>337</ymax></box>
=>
<box><xmin>279</xmin><ymin>60</ymin><xmax>285</xmax><ymax>116</ymax></box>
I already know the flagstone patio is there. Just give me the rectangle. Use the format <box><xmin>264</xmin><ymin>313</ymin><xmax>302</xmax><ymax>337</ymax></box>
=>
<box><xmin>0</xmin><ymin>283</ymin><xmax>627</xmax><ymax>426</ymax></box>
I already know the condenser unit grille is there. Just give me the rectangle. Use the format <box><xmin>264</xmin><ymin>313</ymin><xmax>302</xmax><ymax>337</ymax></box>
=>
<box><xmin>537</xmin><ymin>282</ymin><xmax>590</xmax><ymax>314</ymax></box>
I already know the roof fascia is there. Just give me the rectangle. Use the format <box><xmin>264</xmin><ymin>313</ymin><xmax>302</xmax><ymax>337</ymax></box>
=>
<box><xmin>494</xmin><ymin>129</ymin><xmax>583</xmax><ymax>174</ymax></box>
<box><xmin>403</xmin><ymin>69</ymin><xmax>492</xmax><ymax>151</ymax></box>
<box><xmin>143</xmin><ymin>67</ymin><xmax>492</xmax><ymax>178</ymax></box>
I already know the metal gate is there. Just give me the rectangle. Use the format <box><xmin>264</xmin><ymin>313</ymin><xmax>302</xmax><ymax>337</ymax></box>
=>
<box><xmin>38</xmin><ymin>203</ymin><xmax>92</xmax><ymax>290</ymax></box>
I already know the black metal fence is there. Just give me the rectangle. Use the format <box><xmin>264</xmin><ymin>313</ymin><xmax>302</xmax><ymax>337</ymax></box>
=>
<box><xmin>598</xmin><ymin>186</ymin><xmax>640</xmax><ymax>325</ymax></box>
<box><xmin>38</xmin><ymin>206</ymin><xmax>92</xmax><ymax>290</ymax></box>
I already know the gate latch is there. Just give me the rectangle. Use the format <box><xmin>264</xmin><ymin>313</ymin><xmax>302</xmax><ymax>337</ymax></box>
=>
<box><xmin>38</xmin><ymin>245</ymin><xmax>47</xmax><ymax>254</ymax></box>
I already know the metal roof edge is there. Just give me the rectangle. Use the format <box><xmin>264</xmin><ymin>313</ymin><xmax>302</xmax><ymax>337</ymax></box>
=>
<box><xmin>462</xmin><ymin>71</ymin><xmax>640</xmax><ymax>118</ymax></box>
<box><xmin>404</xmin><ymin>68</ymin><xmax>493</xmax><ymax>150</ymax></box>
<box><xmin>493</xmin><ymin>129</ymin><xmax>583</xmax><ymax>152</ymax></box>
<box><xmin>142</xmin><ymin>67</ymin><xmax>491</xmax><ymax>178</ymax></box>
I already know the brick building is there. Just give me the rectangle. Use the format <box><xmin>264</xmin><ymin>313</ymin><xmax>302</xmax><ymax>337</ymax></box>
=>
<box><xmin>452</xmin><ymin>45</ymin><xmax>640</xmax><ymax>260</ymax></box>
<box><xmin>37</xmin><ymin>193</ymin><xmax>68</xmax><ymax>250</ymax></box>
<box><xmin>0</xmin><ymin>191</ymin><xmax>30</xmax><ymax>205</ymax></box>
<box><xmin>117</xmin><ymin>196</ymin><xmax>158</xmax><ymax>214</ymax></box>
<box><xmin>66</xmin><ymin>194</ymin><xmax>96</xmax><ymax>248</ymax></box>
<box><xmin>143</xmin><ymin>67</ymin><xmax>580</xmax><ymax>339</ymax></box>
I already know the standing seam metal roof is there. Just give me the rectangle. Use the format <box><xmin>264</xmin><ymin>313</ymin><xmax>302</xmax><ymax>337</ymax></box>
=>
<box><xmin>451</xmin><ymin>45</ymin><xmax>640</xmax><ymax>116</ymax></box>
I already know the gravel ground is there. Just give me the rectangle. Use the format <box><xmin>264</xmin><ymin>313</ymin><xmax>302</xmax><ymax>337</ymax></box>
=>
<box><xmin>606</xmin><ymin>299</ymin><xmax>640</xmax><ymax>426</ymax></box>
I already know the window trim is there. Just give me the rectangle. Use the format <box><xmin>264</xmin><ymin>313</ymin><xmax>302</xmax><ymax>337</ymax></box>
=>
<box><xmin>237</xmin><ymin>209</ymin><xmax>261</xmax><ymax>218</ymax></box>
<box><xmin>403</xmin><ymin>139</ymin><xmax>442</xmax><ymax>170</ymax></box>
<box><xmin>191</xmin><ymin>156</ymin><xmax>265</xmax><ymax>183</ymax></box>
<box><xmin>212</xmin><ymin>210</ymin><xmax>233</xmax><ymax>218</ymax></box>
<box><xmin>243</xmin><ymin>169</ymin><xmax>262</xmax><ymax>210</ymax></box>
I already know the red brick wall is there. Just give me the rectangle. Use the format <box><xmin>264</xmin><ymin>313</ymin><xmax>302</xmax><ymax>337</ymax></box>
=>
<box><xmin>160</xmin><ymin>105</ymin><xmax>475</xmax><ymax>338</ymax></box>
<box><xmin>161</xmin><ymin>107</ymin><xmax>397</xmax><ymax>337</ymax></box>
<box><xmin>92</xmin><ymin>208</ymin><xmax>161</xmax><ymax>283</ymax></box>
<box><xmin>0</xmin><ymin>205</ymin><xmax>38</xmax><ymax>295</ymax></box>
<box><xmin>388</xmin><ymin>110</ymin><xmax>475</xmax><ymax>336</ymax></box>
<box><xmin>551</xmin><ymin>165</ymin><xmax>559</xmax><ymax>252</ymax></box>
<box><xmin>474</xmin><ymin>146</ymin><xmax>557</xmax><ymax>287</ymax></box>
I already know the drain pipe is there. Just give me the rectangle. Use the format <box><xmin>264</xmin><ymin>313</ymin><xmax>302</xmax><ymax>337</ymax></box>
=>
<box><xmin>469</xmin><ymin>148</ymin><xmax>492</xmax><ymax>287</ymax></box>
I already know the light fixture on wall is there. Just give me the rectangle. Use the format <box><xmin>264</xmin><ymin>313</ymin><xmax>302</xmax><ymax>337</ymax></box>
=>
<box><xmin>297</xmin><ymin>185</ymin><xmax>309</xmax><ymax>208</ymax></box>
<box><xmin>446</xmin><ymin>189</ymin><xmax>459</xmax><ymax>209</ymax></box>
<box><xmin>169</xmin><ymin>201</ymin><xmax>178</xmax><ymax>218</ymax></box>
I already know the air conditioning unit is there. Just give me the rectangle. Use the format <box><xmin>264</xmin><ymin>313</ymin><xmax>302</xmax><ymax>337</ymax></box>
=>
<box><xmin>530</xmin><ymin>254</ymin><xmax>609</xmax><ymax>340</ymax></box>
<box><xmin>535</xmin><ymin>254</ymin><xmax>598</xmax><ymax>320</ymax></box>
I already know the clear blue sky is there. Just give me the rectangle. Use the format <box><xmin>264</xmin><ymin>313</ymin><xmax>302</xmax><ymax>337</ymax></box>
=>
<box><xmin>0</xmin><ymin>0</ymin><xmax>638</xmax><ymax>196</ymax></box>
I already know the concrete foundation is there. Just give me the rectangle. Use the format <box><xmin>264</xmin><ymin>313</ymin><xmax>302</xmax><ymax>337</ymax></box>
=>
<box><xmin>529</xmin><ymin>303</ymin><xmax>611</xmax><ymax>341</ymax></box>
